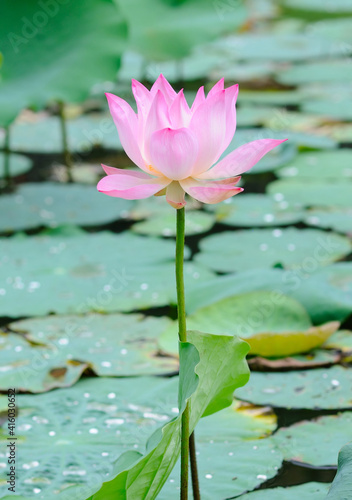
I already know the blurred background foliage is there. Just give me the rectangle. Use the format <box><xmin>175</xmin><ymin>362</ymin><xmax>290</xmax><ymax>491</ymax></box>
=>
<box><xmin>0</xmin><ymin>0</ymin><xmax>352</xmax><ymax>499</ymax></box>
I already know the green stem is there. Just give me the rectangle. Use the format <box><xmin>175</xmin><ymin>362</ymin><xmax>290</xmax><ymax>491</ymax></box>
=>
<box><xmin>176</xmin><ymin>208</ymin><xmax>201</xmax><ymax>500</ymax></box>
<box><xmin>58</xmin><ymin>101</ymin><xmax>73</xmax><ymax>182</ymax></box>
<box><xmin>180</xmin><ymin>405</ymin><xmax>190</xmax><ymax>500</ymax></box>
<box><xmin>176</xmin><ymin>207</ymin><xmax>187</xmax><ymax>343</ymax></box>
<box><xmin>176</xmin><ymin>208</ymin><xmax>189</xmax><ymax>499</ymax></box>
<box><xmin>190</xmin><ymin>432</ymin><xmax>201</xmax><ymax>500</ymax></box>
<box><xmin>3</xmin><ymin>126</ymin><xmax>11</xmax><ymax>189</ymax></box>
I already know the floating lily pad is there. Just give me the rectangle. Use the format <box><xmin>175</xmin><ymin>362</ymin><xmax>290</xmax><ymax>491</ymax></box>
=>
<box><xmin>116</xmin><ymin>0</ymin><xmax>247</xmax><ymax>61</ymax></box>
<box><xmin>239</xmin><ymin>482</ymin><xmax>330</xmax><ymax>499</ymax></box>
<box><xmin>195</xmin><ymin>228</ymin><xmax>351</xmax><ymax>273</ymax></box>
<box><xmin>159</xmin><ymin>291</ymin><xmax>338</xmax><ymax>358</ymax></box>
<box><xmin>207</xmin><ymin>194</ymin><xmax>304</xmax><ymax>227</ymax></box>
<box><xmin>0</xmin><ymin>332</ymin><xmax>88</xmax><ymax>393</ymax></box>
<box><xmin>213</xmin><ymin>61</ymin><xmax>277</xmax><ymax>82</ymax></box>
<box><xmin>0</xmin><ymin>183</ymin><xmax>134</xmax><ymax>232</ymax></box>
<box><xmin>1</xmin><ymin>313</ymin><xmax>176</xmax><ymax>390</ymax></box>
<box><xmin>236</xmin><ymin>106</ymin><xmax>279</xmax><ymax>127</ymax></box>
<box><xmin>303</xmin><ymin>100</ymin><xmax>352</xmax><ymax>121</ymax></box>
<box><xmin>7</xmin><ymin>114</ymin><xmax>123</xmax><ymax>154</ymax></box>
<box><xmin>247</xmin><ymin>323</ymin><xmax>339</xmax><ymax>358</ymax></box>
<box><xmin>125</xmin><ymin>196</ymin><xmax>170</xmax><ymax>220</ymax></box>
<box><xmin>277</xmin><ymin>131</ymin><xmax>337</xmax><ymax>149</ymax></box>
<box><xmin>299</xmin><ymin>82</ymin><xmax>352</xmax><ymax>102</ymax></box>
<box><xmin>0</xmin><ymin>152</ymin><xmax>32</xmax><ymax>178</ymax></box>
<box><xmin>67</xmin><ymin>163</ymin><xmax>103</xmax><ymax>185</ymax></box>
<box><xmin>304</xmin><ymin>208</ymin><xmax>352</xmax><ymax>234</ymax></box>
<box><xmin>232</xmin><ymin>127</ymin><xmax>336</xmax><ymax>151</ymax></box>
<box><xmin>117</xmin><ymin>50</ymin><xmax>147</xmax><ymax>83</ymax></box>
<box><xmin>235</xmin><ymin>365</ymin><xmax>352</xmax><ymax>410</ymax></box>
<box><xmin>125</xmin><ymin>195</ymin><xmax>199</xmax><ymax>221</ymax></box>
<box><xmin>307</xmin><ymin>18</ymin><xmax>352</xmax><ymax>44</ymax></box>
<box><xmin>160</xmin><ymin>438</ymin><xmax>282</xmax><ymax>500</ymax></box>
<box><xmin>186</xmin><ymin>262</ymin><xmax>352</xmax><ymax>325</ymax></box>
<box><xmin>263</xmin><ymin>110</ymin><xmax>328</xmax><ymax>133</ymax></box>
<box><xmin>197</xmin><ymin>401</ymin><xmax>278</xmax><ymax>441</ymax></box>
<box><xmin>0</xmin><ymin>0</ymin><xmax>127</xmax><ymax>126</ymax></box>
<box><xmin>0</xmin><ymin>375</ymin><xmax>179</xmax><ymax>499</ymax></box>
<box><xmin>143</xmin><ymin>48</ymin><xmax>224</xmax><ymax>83</ymax></box>
<box><xmin>185</xmin><ymin>268</ymin><xmax>293</xmax><ymax>314</ymax></box>
<box><xmin>273</xmin><ymin>412</ymin><xmax>352</xmax><ymax>466</ymax></box>
<box><xmin>124</xmin><ymin>194</ymin><xmax>198</xmax><ymax>221</ymax></box>
<box><xmin>323</xmin><ymin>123</ymin><xmax>352</xmax><ymax>143</ymax></box>
<box><xmin>324</xmin><ymin>330</ymin><xmax>352</xmax><ymax>352</ymax></box>
<box><xmin>327</xmin><ymin>442</ymin><xmax>352</xmax><ymax>499</ymax></box>
<box><xmin>158</xmin><ymin>402</ymin><xmax>280</xmax><ymax>499</ymax></box>
<box><xmin>267</xmin><ymin>179</ymin><xmax>352</xmax><ymax>208</ymax></box>
<box><xmin>249</xmin><ymin>349</ymin><xmax>341</xmax><ymax>371</ymax></box>
<box><xmin>0</xmin><ymin>232</ymin><xmax>213</xmax><ymax>317</ymax></box>
<box><xmin>277</xmin><ymin>60</ymin><xmax>352</xmax><ymax>85</ymax></box>
<box><xmin>289</xmin><ymin>263</ymin><xmax>352</xmax><ymax>324</ymax></box>
<box><xmin>125</xmin><ymin>50</ymin><xmax>221</xmax><ymax>87</ymax></box>
<box><xmin>209</xmin><ymin>34</ymin><xmax>351</xmax><ymax>61</ymax></box>
<box><xmin>239</xmin><ymin>90</ymin><xmax>304</xmax><ymax>106</ymax></box>
<box><xmin>131</xmin><ymin>210</ymin><xmax>215</xmax><ymax>236</ymax></box>
<box><xmin>283</xmin><ymin>0</ymin><xmax>352</xmax><ymax>14</ymax></box>
<box><xmin>246</xmin><ymin>0</ymin><xmax>279</xmax><ymax>19</ymax></box>
<box><xmin>276</xmin><ymin>150</ymin><xmax>352</xmax><ymax>181</ymax></box>
<box><xmin>237</xmin><ymin>108</ymin><xmax>328</xmax><ymax>132</ymax></box>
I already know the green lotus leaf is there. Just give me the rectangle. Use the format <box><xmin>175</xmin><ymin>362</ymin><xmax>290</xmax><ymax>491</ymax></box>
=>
<box><xmin>246</xmin><ymin>322</ymin><xmax>339</xmax><ymax>357</ymax></box>
<box><xmin>307</xmin><ymin>19</ymin><xmax>352</xmax><ymax>44</ymax></box>
<box><xmin>186</xmin><ymin>263</ymin><xmax>352</xmax><ymax>325</ymax></box>
<box><xmin>239</xmin><ymin>90</ymin><xmax>304</xmax><ymax>106</ymax></box>
<box><xmin>239</xmin><ymin>482</ymin><xmax>330</xmax><ymax>499</ymax></box>
<box><xmin>0</xmin><ymin>313</ymin><xmax>176</xmax><ymax>392</ymax></box>
<box><xmin>125</xmin><ymin>193</ymin><xmax>202</xmax><ymax>222</ymax></box>
<box><xmin>227</xmin><ymin>127</ymin><xmax>336</xmax><ymax>151</ymax></box>
<box><xmin>0</xmin><ymin>331</ymin><xmax>87</xmax><ymax>393</ymax></box>
<box><xmin>324</xmin><ymin>330</ymin><xmax>352</xmax><ymax>353</ymax></box>
<box><xmin>159</xmin><ymin>401</ymin><xmax>280</xmax><ymax>498</ymax></box>
<box><xmin>267</xmin><ymin>179</ymin><xmax>352</xmax><ymax>208</ymax></box>
<box><xmin>326</xmin><ymin>442</ymin><xmax>352</xmax><ymax>499</ymax></box>
<box><xmin>277</xmin><ymin>60</ymin><xmax>352</xmax><ymax>85</ymax></box>
<box><xmin>196</xmin><ymin>228</ymin><xmax>351</xmax><ymax>273</ymax></box>
<box><xmin>273</xmin><ymin>412</ymin><xmax>352</xmax><ymax>466</ymax></box>
<box><xmin>236</xmin><ymin>365</ymin><xmax>352</xmax><ymax>410</ymax></box>
<box><xmin>207</xmin><ymin>194</ymin><xmax>304</xmax><ymax>227</ymax></box>
<box><xmin>208</xmin><ymin>34</ymin><xmax>351</xmax><ymax>61</ymax></box>
<box><xmin>0</xmin><ymin>232</ymin><xmax>213</xmax><ymax>317</ymax></box>
<box><xmin>283</xmin><ymin>0</ymin><xmax>352</xmax><ymax>14</ymax></box>
<box><xmin>159</xmin><ymin>291</ymin><xmax>339</xmax><ymax>357</ymax></box>
<box><xmin>131</xmin><ymin>210</ymin><xmax>215</xmax><ymax>237</ymax></box>
<box><xmin>4</xmin><ymin>113</ymin><xmax>123</xmax><ymax>154</ymax></box>
<box><xmin>303</xmin><ymin>100</ymin><xmax>352</xmax><ymax>121</ymax></box>
<box><xmin>305</xmin><ymin>208</ymin><xmax>352</xmax><ymax>234</ymax></box>
<box><xmin>0</xmin><ymin>152</ymin><xmax>32</xmax><ymax>178</ymax></box>
<box><xmin>0</xmin><ymin>0</ymin><xmax>127</xmax><ymax>125</ymax></box>
<box><xmin>0</xmin><ymin>183</ymin><xmax>134</xmax><ymax>232</ymax></box>
<box><xmin>89</xmin><ymin>331</ymin><xmax>250</xmax><ymax>499</ymax></box>
<box><xmin>276</xmin><ymin>150</ymin><xmax>352</xmax><ymax>181</ymax></box>
<box><xmin>299</xmin><ymin>82</ymin><xmax>352</xmax><ymax>102</ymax></box>
<box><xmin>249</xmin><ymin>348</ymin><xmax>340</xmax><ymax>370</ymax></box>
<box><xmin>213</xmin><ymin>60</ymin><xmax>277</xmax><ymax>82</ymax></box>
<box><xmin>0</xmin><ymin>376</ymin><xmax>179</xmax><ymax>499</ymax></box>
<box><xmin>115</xmin><ymin>0</ymin><xmax>247</xmax><ymax>61</ymax></box>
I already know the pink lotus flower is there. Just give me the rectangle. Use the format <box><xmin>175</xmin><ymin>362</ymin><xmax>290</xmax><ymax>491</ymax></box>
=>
<box><xmin>97</xmin><ymin>75</ymin><xmax>286</xmax><ymax>208</ymax></box>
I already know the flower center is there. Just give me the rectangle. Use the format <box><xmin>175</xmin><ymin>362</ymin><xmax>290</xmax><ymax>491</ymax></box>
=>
<box><xmin>147</xmin><ymin>164</ymin><xmax>159</xmax><ymax>175</ymax></box>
